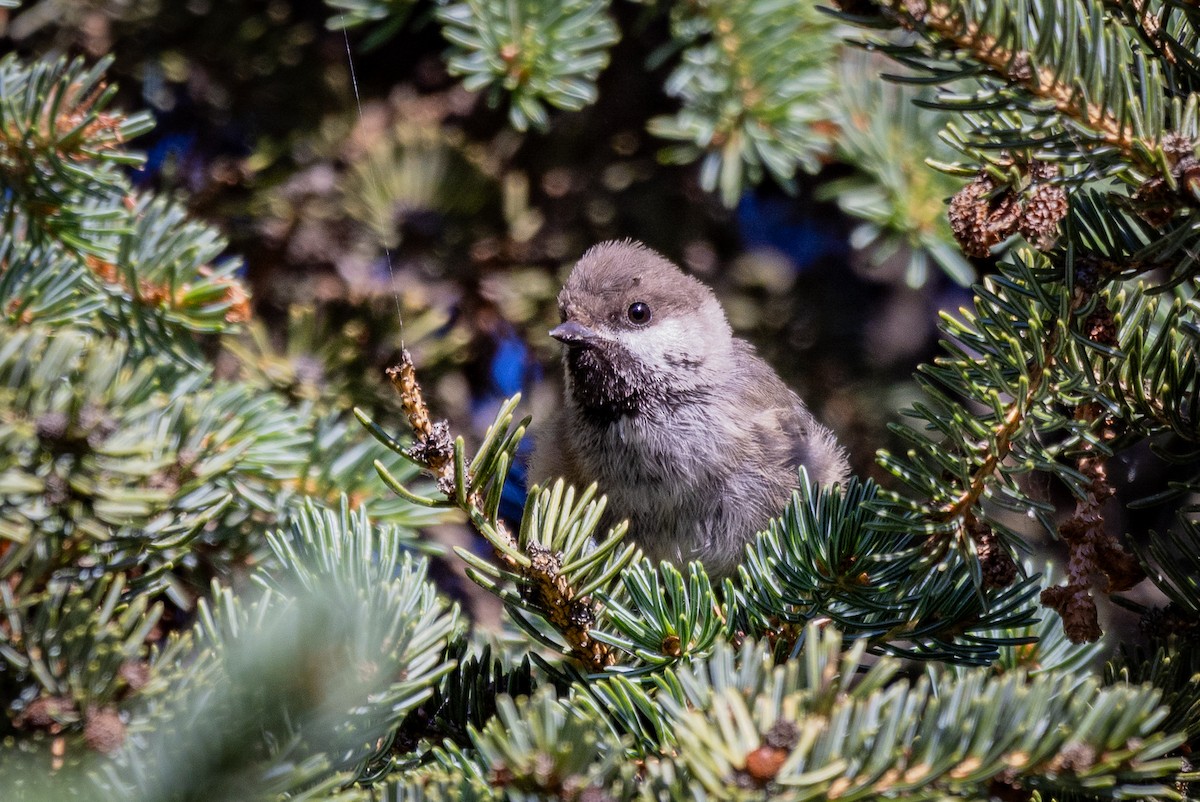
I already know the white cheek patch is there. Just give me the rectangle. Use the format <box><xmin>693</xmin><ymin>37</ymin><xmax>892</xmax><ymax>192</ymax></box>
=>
<box><xmin>613</xmin><ymin>318</ymin><xmax>698</xmax><ymax>366</ymax></box>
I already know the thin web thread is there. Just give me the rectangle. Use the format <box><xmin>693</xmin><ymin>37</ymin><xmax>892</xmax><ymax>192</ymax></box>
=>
<box><xmin>343</xmin><ymin>20</ymin><xmax>406</xmax><ymax>347</ymax></box>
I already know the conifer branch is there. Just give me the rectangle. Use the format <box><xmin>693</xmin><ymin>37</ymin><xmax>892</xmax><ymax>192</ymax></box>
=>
<box><xmin>649</xmin><ymin>0</ymin><xmax>836</xmax><ymax>204</ymax></box>
<box><xmin>325</xmin><ymin>0</ymin><xmax>416</xmax><ymax>49</ymax></box>
<box><xmin>0</xmin><ymin>55</ymin><xmax>140</xmax><ymax>168</ymax></box>
<box><xmin>374</xmin><ymin>350</ymin><xmax>631</xmax><ymax>671</ymax></box>
<box><xmin>83</xmin><ymin>251</ymin><xmax>250</xmax><ymax>327</ymax></box>
<box><xmin>585</xmin><ymin>629</ymin><xmax>1188</xmax><ymax>798</ymax></box>
<box><xmin>0</xmin><ymin>55</ymin><xmax>251</xmax><ymax>358</ymax></box>
<box><xmin>111</xmin><ymin>502</ymin><xmax>458</xmax><ymax>796</ymax></box>
<box><xmin>929</xmin><ymin>292</ymin><xmax>1065</xmax><ymax>585</ymax></box>
<box><xmin>727</xmin><ymin>475</ymin><xmax>1041</xmax><ymax>664</ymax></box>
<box><xmin>884</xmin><ymin>1</ymin><xmax>1151</xmax><ymax>167</ymax></box>
<box><xmin>937</xmin><ymin>339</ymin><xmax>1053</xmax><ymax>523</ymax></box>
<box><xmin>435</xmin><ymin>0</ymin><xmax>618</xmax><ymax>131</ymax></box>
<box><xmin>880</xmin><ymin>256</ymin><xmax>1072</xmax><ymax>551</ymax></box>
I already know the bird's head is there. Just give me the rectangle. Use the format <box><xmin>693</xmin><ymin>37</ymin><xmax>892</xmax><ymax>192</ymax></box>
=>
<box><xmin>551</xmin><ymin>240</ymin><xmax>733</xmax><ymax>420</ymax></box>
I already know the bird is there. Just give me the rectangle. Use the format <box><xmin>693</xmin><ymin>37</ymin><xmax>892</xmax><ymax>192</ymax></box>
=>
<box><xmin>530</xmin><ymin>240</ymin><xmax>849</xmax><ymax>577</ymax></box>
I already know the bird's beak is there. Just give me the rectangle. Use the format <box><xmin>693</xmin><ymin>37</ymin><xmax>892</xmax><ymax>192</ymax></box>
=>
<box><xmin>549</xmin><ymin>320</ymin><xmax>597</xmax><ymax>347</ymax></box>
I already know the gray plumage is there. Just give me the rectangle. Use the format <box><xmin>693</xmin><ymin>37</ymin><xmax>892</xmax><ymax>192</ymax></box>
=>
<box><xmin>530</xmin><ymin>240</ymin><xmax>849</xmax><ymax>577</ymax></box>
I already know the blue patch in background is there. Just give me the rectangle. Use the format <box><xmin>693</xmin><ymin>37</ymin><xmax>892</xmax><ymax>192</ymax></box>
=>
<box><xmin>737</xmin><ymin>191</ymin><xmax>849</xmax><ymax>272</ymax></box>
<box><xmin>473</xmin><ymin>327</ymin><xmax>541</xmax><ymax>525</ymax></box>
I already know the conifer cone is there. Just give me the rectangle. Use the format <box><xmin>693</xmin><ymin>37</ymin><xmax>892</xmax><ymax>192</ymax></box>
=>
<box><xmin>1019</xmin><ymin>183</ymin><xmax>1069</xmax><ymax>250</ymax></box>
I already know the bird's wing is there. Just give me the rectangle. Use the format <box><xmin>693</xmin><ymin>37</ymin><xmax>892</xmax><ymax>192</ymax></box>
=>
<box><xmin>778</xmin><ymin>404</ymin><xmax>850</xmax><ymax>486</ymax></box>
<box><xmin>732</xmin><ymin>341</ymin><xmax>850</xmax><ymax>487</ymax></box>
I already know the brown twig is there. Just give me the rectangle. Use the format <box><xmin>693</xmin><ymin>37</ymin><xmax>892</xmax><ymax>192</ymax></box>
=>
<box><xmin>934</xmin><ymin>315</ymin><xmax>1060</xmax><ymax>570</ymax></box>
<box><xmin>386</xmin><ymin>350</ymin><xmax>615</xmax><ymax>670</ymax></box>
<box><xmin>935</xmin><ymin>265</ymin><xmax>1106</xmax><ymax>572</ymax></box>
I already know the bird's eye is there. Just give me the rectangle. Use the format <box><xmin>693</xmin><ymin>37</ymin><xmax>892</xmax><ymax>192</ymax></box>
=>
<box><xmin>627</xmin><ymin>302</ymin><xmax>652</xmax><ymax>325</ymax></box>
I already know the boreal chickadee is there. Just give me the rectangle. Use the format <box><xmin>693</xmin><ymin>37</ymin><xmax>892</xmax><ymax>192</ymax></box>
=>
<box><xmin>531</xmin><ymin>240</ymin><xmax>849</xmax><ymax>577</ymax></box>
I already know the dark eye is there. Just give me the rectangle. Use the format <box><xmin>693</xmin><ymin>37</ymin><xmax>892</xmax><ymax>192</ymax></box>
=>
<box><xmin>627</xmin><ymin>302</ymin><xmax>652</xmax><ymax>325</ymax></box>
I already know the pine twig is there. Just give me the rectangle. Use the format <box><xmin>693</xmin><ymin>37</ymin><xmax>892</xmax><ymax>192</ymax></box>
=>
<box><xmin>873</xmin><ymin>1</ymin><xmax>1156</xmax><ymax>173</ymax></box>
<box><xmin>385</xmin><ymin>350</ymin><xmax>616</xmax><ymax>670</ymax></box>
<box><xmin>386</xmin><ymin>354</ymin><xmax>457</xmax><ymax>491</ymax></box>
